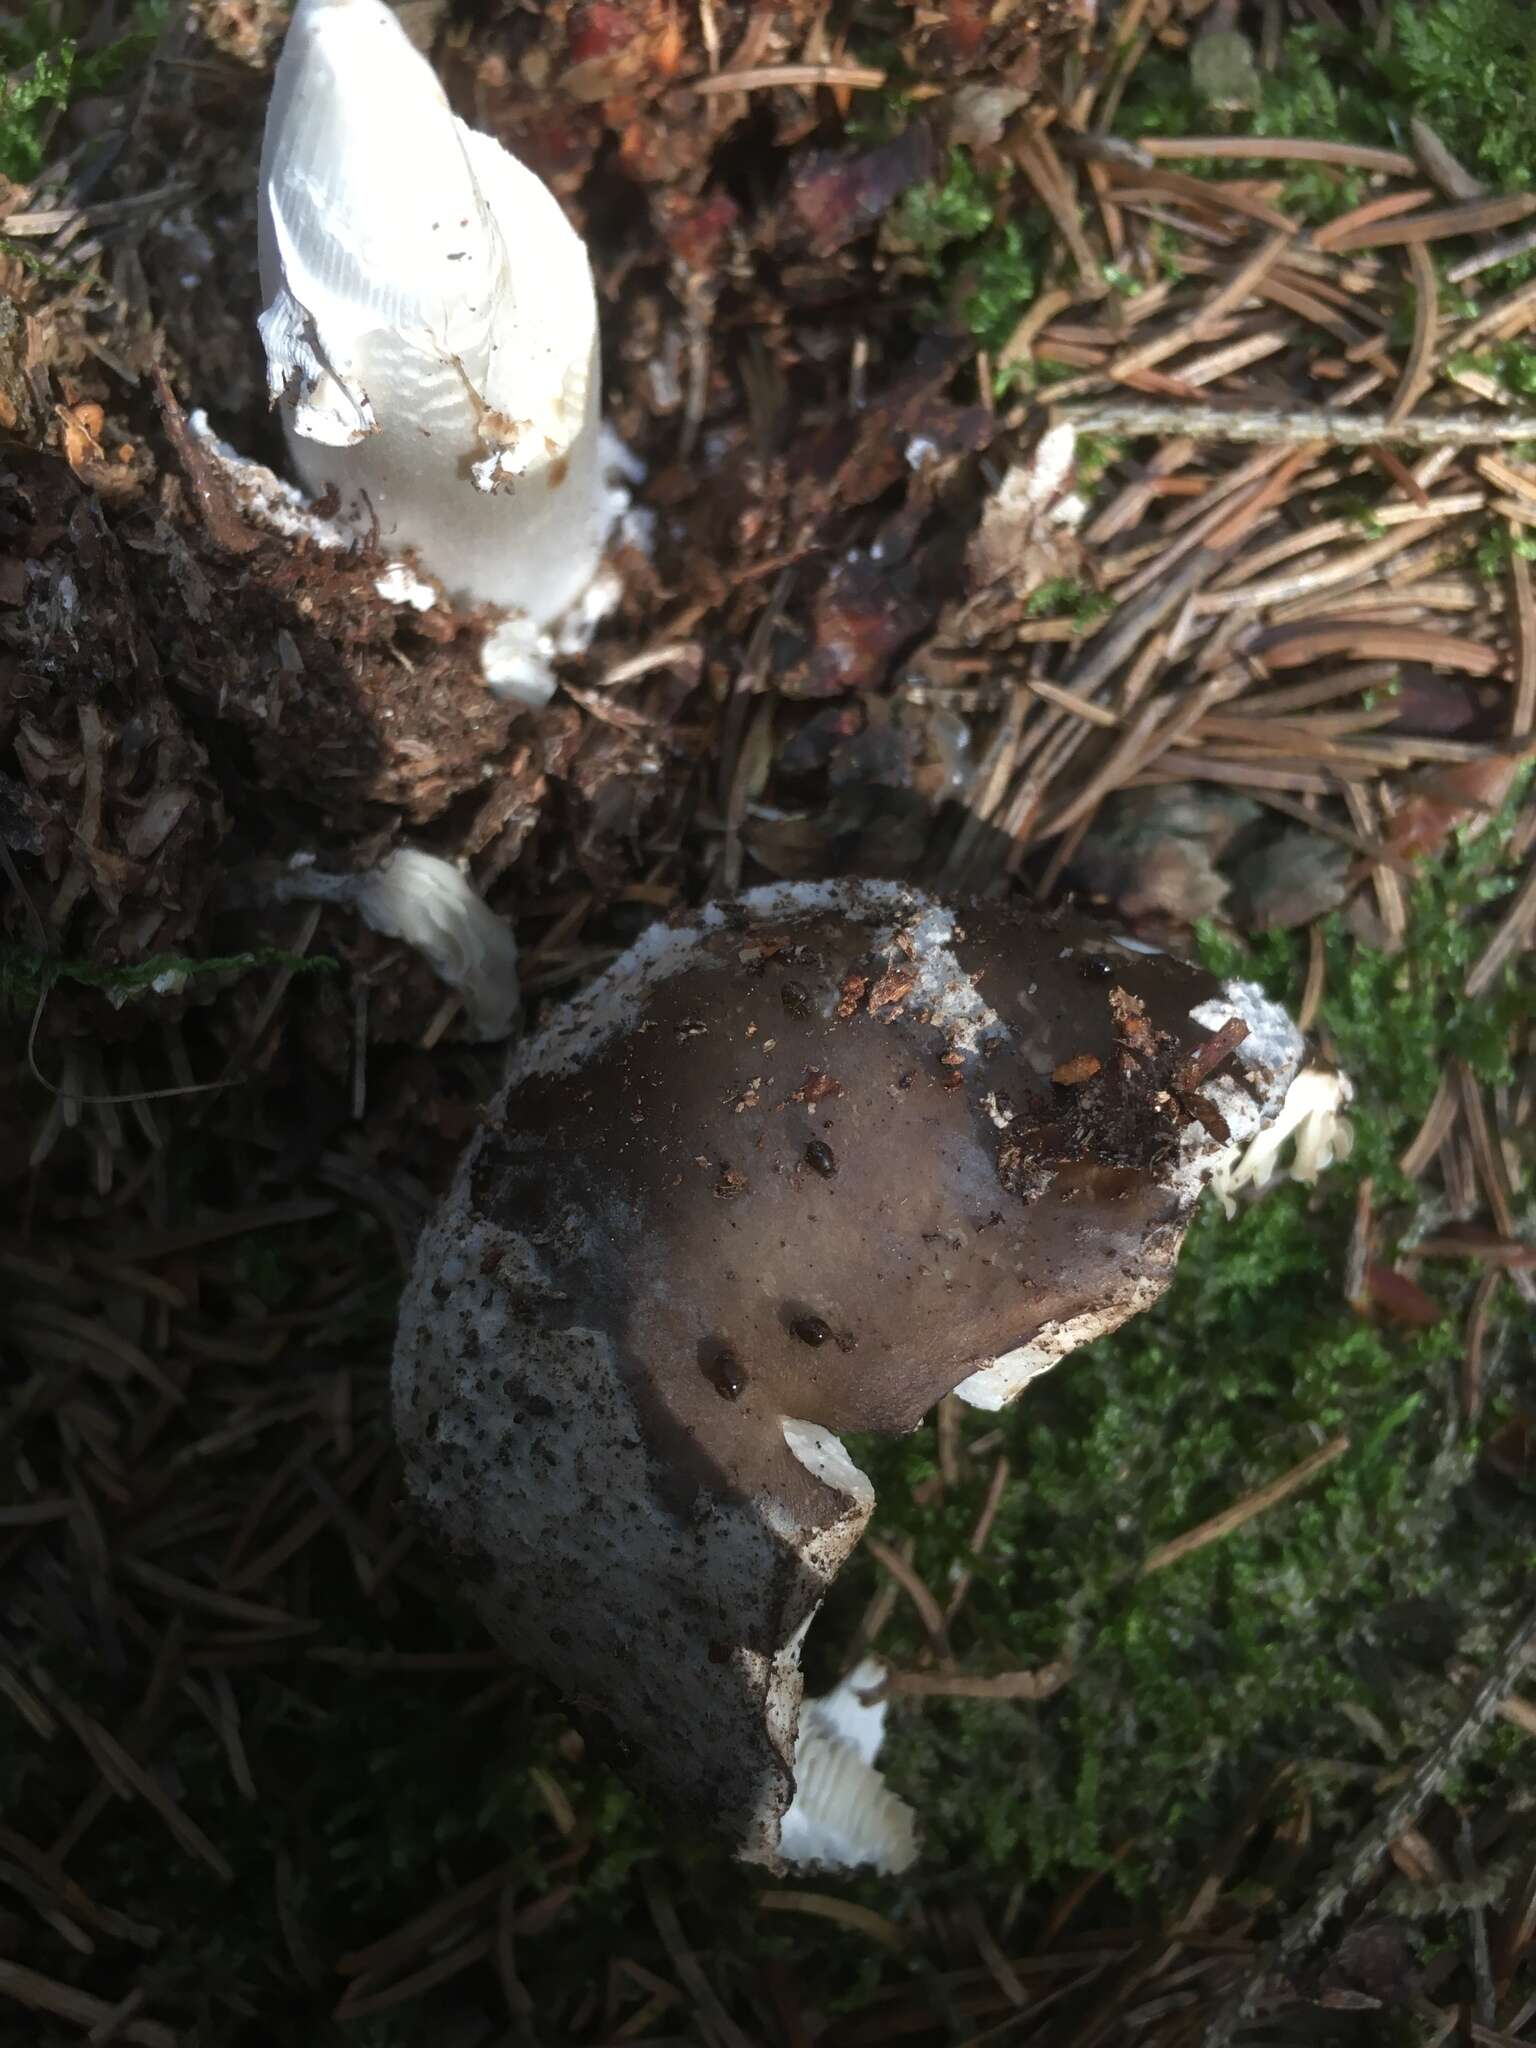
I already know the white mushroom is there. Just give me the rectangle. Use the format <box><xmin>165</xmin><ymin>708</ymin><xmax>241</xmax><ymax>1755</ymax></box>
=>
<box><xmin>253</xmin><ymin>0</ymin><xmax>628</xmax><ymax>703</ymax></box>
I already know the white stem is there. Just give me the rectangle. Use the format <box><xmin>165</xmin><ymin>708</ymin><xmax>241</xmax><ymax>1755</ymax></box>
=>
<box><xmin>257</xmin><ymin>0</ymin><xmax>608</xmax><ymax>629</ymax></box>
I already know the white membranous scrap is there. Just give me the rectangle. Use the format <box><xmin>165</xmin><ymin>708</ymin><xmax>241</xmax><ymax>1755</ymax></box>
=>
<box><xmin>393</xmin><ymin>881</ymin><xmax>1329</xmax><ymax>1870</ymax></box>
<box><xmin>271</xmin><ymin>848</ymin><xmax>520</xmax><ymax>1041</ymax></box>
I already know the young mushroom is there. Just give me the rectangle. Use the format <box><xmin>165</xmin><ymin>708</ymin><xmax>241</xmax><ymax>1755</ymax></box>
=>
<box><xmin>255</xmin><ymin>0</ymin><xmax>626</xmax><ymax>701</ymax></box>
<box><xmin>395</xmin><ymin>880</ymin><xmax>1310</xmax><ymax>1868</ymax></box>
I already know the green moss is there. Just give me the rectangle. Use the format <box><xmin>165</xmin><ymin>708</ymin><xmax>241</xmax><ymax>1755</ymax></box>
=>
<box><xmin>1023</xmin><ymin>576</ymin><xmax>1114</xmax><ymax>630</ymax></box>
<box><xmin>0</xmin><ymin>2</ymin><xmax>164</xmax><ymax>183</ymax></box>
<box><xmin>1385</xmin><ymin>0</ymin><xmax>1536</xmax><ymax>193</ymax></box>
<box><xmin>887</xmin><ymin>147</ymin><xmax>1045</xmax><ymax>360</ymax></box>
<box><xmin>1114</xmin><ymin>5</ymin><xmax>1536</xmax><ymax>234</ymax></box>
<box><xmin>1075</xmin><ymin>432</ymin><xmax>1125</xmax><ymax>487</ymax></box>
<box><xmin>1113</xmin><ymin>25</ymin><xmax>1390</xmax><ymax>220</ymax></box>
<box><xmin>1474</xmin><ymin>523</ymin><xmax>1536</xmax><ymax>576</ymax></box>
<box><xmin>888</xmin><ymin>146</ymin><xmax>998</xmax><ymax>258</ymax></box>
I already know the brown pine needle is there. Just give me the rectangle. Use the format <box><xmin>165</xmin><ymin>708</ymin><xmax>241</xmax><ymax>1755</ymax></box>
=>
<box><xmin>865</xmin><ymin>1534</ymin><xmax>954</xmax><ymax>1664</ymax></box>
<box><xmin>1328</xmin><ymin>193</ymin><xmax>1536</xmax><ymax>253</ymax></box>
<box><xmin>1139</xmin><ymin>137</ymin><xmax>1417</xmax><ymax>177</ymax></box>
<box><xmin>1141</xmin><ymin>1436</ymin><xmax>1351</xmax><ymax>1577</ymax></box>
<box><xmin>757</xmin><ymin>1891</ymin><xmax>906</xmax><ymax>1950</ymax></box>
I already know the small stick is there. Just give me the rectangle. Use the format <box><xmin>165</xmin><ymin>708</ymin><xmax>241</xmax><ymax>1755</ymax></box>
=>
<box><xmin>1057</xmin><ymin>399</ymin><xmax>1536</xmax><ymax>447</ymax></box>
<box><xmin>885</xmin><ymin>1662</ymin><xmax>1071</xmax><ymax>1702</ymax></box>
<box><xmin>1511</xmin><ymin>543</ymin><xmax>1536</xmax><ymax>740</ymax></box>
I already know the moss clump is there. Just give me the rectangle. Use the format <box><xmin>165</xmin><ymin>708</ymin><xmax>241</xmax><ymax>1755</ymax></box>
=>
<box><xmin>0</xmin><ymin>2</ymin><xmax>164</xmax><ymax>183</ymax></box>
<box><xmin>1023</xmin><ymin>575</ymin><xmax>1114</xmax><ymax>630</ymax></box>
<box><xmin>1386</xmin><ymin>0</ymin><xmax>1536</xmax><ymax>192</ymax></box>
<box><xmin>887</xmin><ymin>146</ymin><xmax>1044</xmax><ymax>358</ymax></box>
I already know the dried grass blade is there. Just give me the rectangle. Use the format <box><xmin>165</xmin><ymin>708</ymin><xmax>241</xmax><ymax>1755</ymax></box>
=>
<box><xmin>49</xmin><ymin>1692</ymin><xmax>233</xmax><ymax>1881</ymax></box>
<box><xmin>644</xmin><ymin>1872</ymin><xmax>755</xmax><ymax>2048</ymax></box>
<box><xmin>865</xmin><ymin>1534</ymin><xmax>954</xmax><ymax>1665</ymax></box>
<box><xmin>1313</xmin><ymin>189</ymin><xmax>1437</xmax><ymax>254</ymax></box>
<box><xmin>0</xmin><ymin>1961</ymin><xmax>175</xmax><ymax>2048</ymax></box>
<box><xmin>1256</xmin><ymin>624</ymin><xmax>1502</xmax><ymax>676</ymax></box>
<box><xmin>333</xmin><ymin>1931</ymin><xmax>494</xmax><ymax>2020</ymax></box>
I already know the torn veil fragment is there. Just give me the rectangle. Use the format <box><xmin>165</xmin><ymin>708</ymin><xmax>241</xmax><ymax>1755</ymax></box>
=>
<box><xmin>394</xmin><ymin>880</ymin><xmax>1312</xmax><ymax>1869</ymax></box>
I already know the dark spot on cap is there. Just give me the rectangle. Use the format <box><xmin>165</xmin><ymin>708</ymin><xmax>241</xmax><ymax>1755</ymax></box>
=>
<box><xmin>804</xmin><ymin>1140</ymin><xmax>837</xmax><ymax>1178</ymax></box>
<box><xmin>790</xmin><ymin>1313</ymin><xmax>832</xmax><ymax>1348</ymax></box>
<box><xmin>1079</xmin><ymin>955</ymin><xmax>1114</xmax><ymax>980</ymax></box>
<box><xmin>780</xmin><ymin>981</ymin><xmax>811</xmax><ymax>1018</ymax></box>
<box><xmin>703</xmin><ymin>1347</ymin><xmax>746</xmax><ymax>1400</ymax></box>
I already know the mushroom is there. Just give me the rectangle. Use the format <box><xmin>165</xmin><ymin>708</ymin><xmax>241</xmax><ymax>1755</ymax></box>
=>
<box><xmin>393</xmin><ymin>880</ymin><xmax>1306</xmax><ymax>1867</ymax></box>
<box><xmin>248</xmin><ymin>0</ymin><xmax>629</xmax><ymax>703</ymax></box>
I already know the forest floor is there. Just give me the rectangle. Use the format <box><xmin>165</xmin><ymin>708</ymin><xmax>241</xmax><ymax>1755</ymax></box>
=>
<box><xmin>3</xmin><ymin>1</ymin><xmax>1536</xmax><ymax>2043</ymax></box>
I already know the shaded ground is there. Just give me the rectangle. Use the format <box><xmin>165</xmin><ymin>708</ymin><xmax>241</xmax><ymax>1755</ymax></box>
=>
<box><xmin>3</xmin><ymin>2</ymin><xmax>1536</xmax><ymax>2044</ymax></box>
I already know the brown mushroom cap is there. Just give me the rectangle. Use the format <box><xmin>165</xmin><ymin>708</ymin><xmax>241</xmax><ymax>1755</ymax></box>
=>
<box><xmin>394</xmin><ymin>881</ymin><xmax>1302</xmax><ymax>1866</ymax></box>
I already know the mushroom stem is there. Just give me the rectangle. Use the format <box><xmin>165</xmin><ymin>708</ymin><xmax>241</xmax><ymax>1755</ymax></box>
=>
<box><xmin>257</xmin><ymin>0</ymin><xmax>615</xmax><ymax>641</ymax></box>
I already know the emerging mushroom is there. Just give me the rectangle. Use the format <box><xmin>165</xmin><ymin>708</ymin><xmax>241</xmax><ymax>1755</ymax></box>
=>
<box><xmin>257</xmin><ymin>0</ymin><xmax>617</xmax><ymax>662</ymax></box>
<box><xmin>186</xmin><ymin>0</ymin><xmax>635</xmax><ymax>709</ymax></box>
<box><xmin>393</xmin><ymin>880</ymin><xmax>1305</xmax><ymax>1868</ymax></box>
